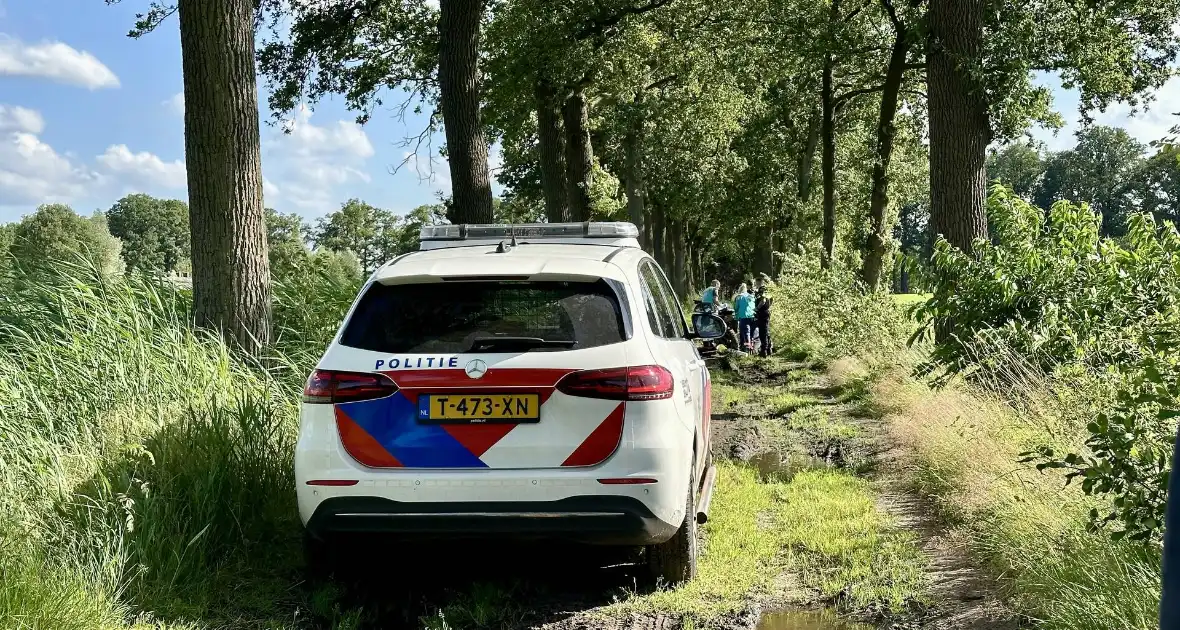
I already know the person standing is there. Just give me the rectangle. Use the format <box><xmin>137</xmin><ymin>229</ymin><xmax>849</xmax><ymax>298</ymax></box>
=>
<box><xmin>734</xmin><ymin>283</ymin><xmax>756</xmax><ymax>352</ymax></box>
<box><xmin>755</xmin><ymin>284</ymin><xmax>773</xmax><ymax>357</ymax></box>
<box><xmin>701</xmin><ymin>280</ymin><xmax>721</xmax><ymax>313</ymax></box>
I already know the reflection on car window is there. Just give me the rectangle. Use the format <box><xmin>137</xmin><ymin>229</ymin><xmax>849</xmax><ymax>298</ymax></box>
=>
<box><xmin>340</xmin><ymin>280</ymin><xmax>627</xmax><ymax>353</ymax></box>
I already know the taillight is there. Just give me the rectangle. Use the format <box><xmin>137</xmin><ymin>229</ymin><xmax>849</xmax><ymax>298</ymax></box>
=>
<box><xmin>302</xmin><ymin>370</ymin><xmax>398</xmax><ymax>404</ymax></box>
<box><xmin>555</xmin><ymin>366</ymin><xmax>674</xmax><ymax>401</ymax></box>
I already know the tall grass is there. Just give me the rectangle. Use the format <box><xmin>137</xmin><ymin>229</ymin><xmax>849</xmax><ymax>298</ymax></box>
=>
<box><xmin>879</xmin><ymin>349</ymin><xmax>1161</xmax><ymax>629</ymax></box>
<box><xmin>0</xmin><ymin>261</ymin><xmax>302</xmax><ymax>628</ymax></box>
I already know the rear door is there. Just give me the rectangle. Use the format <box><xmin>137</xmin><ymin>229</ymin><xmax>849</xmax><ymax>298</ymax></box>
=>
<box><xmin>320</xmin><ymin>277</ymin><xmax>638</xmax><ymax>470</ymax></box>
<box><xmin>637</xmin><ymin>260</ymin><xmax>704</xmax><ymax>452</ymax></box>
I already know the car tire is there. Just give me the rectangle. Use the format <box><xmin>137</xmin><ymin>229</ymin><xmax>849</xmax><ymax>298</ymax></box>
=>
<box><xmin>646</xmin><ymin>461</ymin><xmax>698</xmax><ymax>587</ymax></box>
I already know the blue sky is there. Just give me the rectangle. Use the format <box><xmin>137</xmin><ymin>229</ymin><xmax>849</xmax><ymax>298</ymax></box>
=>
<box><xmin>0</xmin><ymin>1</ymin><xmax>1175</xmax><ymax>225</ymax></box>
<box><xmin>0</xmin><ymin>0</ymin><xmax>477</xmax><ymax>224</ymax></box>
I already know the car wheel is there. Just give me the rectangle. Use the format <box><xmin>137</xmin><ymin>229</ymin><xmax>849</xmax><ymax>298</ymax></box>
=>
<box><xmin>646</xmin><ymin>461</ymin><xmax>698</xmax><ymax>587</ymax></box>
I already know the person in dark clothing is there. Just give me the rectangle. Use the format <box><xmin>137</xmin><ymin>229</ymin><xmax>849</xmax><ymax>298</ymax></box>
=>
<box><xmin>755</xmin><ymin>286</ymin><xmax>772</xmax><ymax>357</ymax></box>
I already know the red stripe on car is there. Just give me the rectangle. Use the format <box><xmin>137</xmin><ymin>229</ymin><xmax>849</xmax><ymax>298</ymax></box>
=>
<box><xmin>561</xmin><ymin>404</ymin><xmax>625</xmax><ymax>467</ymax></box>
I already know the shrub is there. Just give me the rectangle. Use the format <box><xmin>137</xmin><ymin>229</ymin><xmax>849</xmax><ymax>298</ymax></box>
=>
<box><xmin>915</xmin><ymin>183</ymin><xmax>1180</xmax><ymax>543</ymax></box>
<box><xmin>769</xmin><ymin>253</ymin><xmax>910</xmax><ymax>363</ymax></box>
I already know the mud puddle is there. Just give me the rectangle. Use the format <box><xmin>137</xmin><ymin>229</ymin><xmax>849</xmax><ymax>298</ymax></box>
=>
<box><xmin>756</xmin><ymin>609</ymin><xmax>871</xmax><ymax>630</ymax></box>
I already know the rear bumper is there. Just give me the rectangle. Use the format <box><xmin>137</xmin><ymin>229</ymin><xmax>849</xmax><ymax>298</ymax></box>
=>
<box><xmin>305</xmin><ymin>495</ymin><xmax>678</xmax><ymax>545</ymax></box>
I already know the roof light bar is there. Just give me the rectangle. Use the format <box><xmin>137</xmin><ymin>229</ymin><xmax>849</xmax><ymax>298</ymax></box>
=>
<box><xmin>419</xmin><ymin>222</ymin><xmax>639</xmax><ymax>242</ymax></box>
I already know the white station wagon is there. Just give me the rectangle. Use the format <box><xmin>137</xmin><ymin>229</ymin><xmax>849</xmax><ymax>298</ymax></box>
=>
<box><xmin>295</xmin><ymin>222</ymin><xmax>726</xmax><ymax>584</ymax></box>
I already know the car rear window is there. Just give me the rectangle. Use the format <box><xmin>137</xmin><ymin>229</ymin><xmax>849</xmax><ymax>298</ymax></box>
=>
<box><xmin>339</xmin><ymin>279</ymin><xmax>629</xmax><ymax>353</ymax></box>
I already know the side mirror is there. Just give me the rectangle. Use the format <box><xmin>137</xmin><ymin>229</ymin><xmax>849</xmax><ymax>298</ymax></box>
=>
<box><xmin>690</xmin><ymin>313</ymin><xmax>727</xmax><ymax>340</ymax></box>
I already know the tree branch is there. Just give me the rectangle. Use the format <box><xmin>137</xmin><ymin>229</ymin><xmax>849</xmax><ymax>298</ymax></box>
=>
<box><xmin>645</xmin><ymin>74</ymin><xmax>679</xmax><ymax>91</ymax></box>
<box><xmin>880</xmin><ymin>0</ymin><xmax>902</xmax><ymax>29</ymax></box>
<box><xmin>843</xmin><ymin>0</ymin><xmax>873</xmax><ymax>22</ymax></box>
<box><xmin>835</xmin><ymin>84</ymin><xmax>886</xmax><ymax>105</ymax></box>
<box><xmin>574</xmin><ymin>0</ymin><xmax>678</xmax><ymax>40</ymax></box>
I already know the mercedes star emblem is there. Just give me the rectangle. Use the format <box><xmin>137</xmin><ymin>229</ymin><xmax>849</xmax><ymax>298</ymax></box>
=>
<box><xmin>465</xmin><ymin>359</ymin><xmax>488</xmax><ymax>379</ymax></box>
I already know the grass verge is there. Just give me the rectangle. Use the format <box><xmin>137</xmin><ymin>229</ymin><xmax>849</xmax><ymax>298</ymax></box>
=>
<box><xmin>610</xmin><ymin>462</ymin><xmax>925</xmax><ymax>622</ymax></box>
<box><xmin>878</xmin><ymin>361</ymin><xmax>1162</xmax><ymax>630</ymax></box>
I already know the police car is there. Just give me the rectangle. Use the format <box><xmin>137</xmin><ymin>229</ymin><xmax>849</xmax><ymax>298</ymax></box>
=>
<box><xmin>296</xmin><ymin>221</ymin><xmax>727</xmax><ymax>584</ymax></box>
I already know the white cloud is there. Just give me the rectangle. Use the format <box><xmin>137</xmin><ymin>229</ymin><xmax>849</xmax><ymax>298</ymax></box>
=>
<box><xmin>0</xmin><ymin>104</ymin><xmax>44</xmax><ymax>134</ymax></box>
<box><xmin>0</xmin><ymin>130</ymin><xmax>103</xmax><ymax>206</ymax></box>
<box><xmin>402</xmin><ymin>150</ymin><xmax>450</xmax><ymax>190</ymax></box>
<box><xmin>1090</xmin><ymin>76</ymin><xmax>1180</xmax><ymax>147</ymax></box>
<box><xmin>0</xmin><ymin>105</ymin><xmax>190</xmax><ymax>215</ymax></box>
<box><xmin>264</xmin><ymin>105</ymin><xmax>376</xmax><ymax>213</ymax></box>
<box><xmin>164</xmin><ymin>92</ymin><xmax>184</xmax><ymax>116</ymax></box>
<box><xmin>1031</xmin><ymin>72</ymin><xmax>1180</xmax><ymax>152</ymax></box>
<box><xmin>97</xmin><ymin>144</ymin><xmax>187</xmax><ymax>190</ymax></box>
<box><xmin>281</xmin><ymin>105</ymin><xmax>374</xmax><ymax>158</ymax></box>
<box><xmin>0</xmin><ymin>34</ymin><xmax>119</xmax><ymax>89</ymax></box>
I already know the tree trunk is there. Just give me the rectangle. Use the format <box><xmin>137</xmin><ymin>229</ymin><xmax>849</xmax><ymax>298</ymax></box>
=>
<box><xmin>652</xmin><ymin>203</ymin><xmax>665</xmax><ymax>268</ymax></box>
<box><xmin>860</xmin><ymin>25</ymin><xmax>911</xmax><ymax>291</ymax></box>
<box><xmin>643</xmin><ymin>205</ymin><xmax>654</xmax><ymax>254</ymax></box>
<box><xmin>686</xmin><ymin>236</ymin><xmax>696</xmax><ymax>294</ymax></box>
<box><xmin>689</xmin><ymin>240</ymin><xmax>698</xmax><ymax>290</ymax></box>
<box><xmin>798</xmin><ymin>109</ymin><xmax>821</xmax><ymax>202</ymax></box>
<box><xmin>820</xmin><ymin>45</ymin><xmax>837</xmax><ymax>269</ymax></box>
<box><xmin>663</xmin><ymin>215</ymin><xmax>675</xmax><ymax>278</ymax></box>
<box><xmin>672</xmin><ymin>219</ymin><xmax>686</xmax><ymax>298</ymax></box>
<box><xmin>439</xmin><ymin>0</ymin><xmax>494</xmax><ymax>224</ymax></box>
<box><xmin>624</xmin><ymin>120</ymin><xmax>646</xmax><ymax>245</ymax></box>
<box><xmin>178</xmin><ymin>0</ymin><xmax>271</xmax><ymax>354</ymax></box>
<box><xmin>535</xmin><ymin>77</ymin><xmax>569</xmax><ymax>222</ymax></box>
<box><xmin>928</xmin><ymin>0</ymin><xmax>989</xmax><ymax>253</ymax></box>
<box><xmin>563</xmin><ymin>90</ymin><xmax>595</xmax><ymax>221</ymax></box>
<box><xmin>754</xmin><ymin>223</ymin><xmax>774</xmax><ymax>277</ymax></box>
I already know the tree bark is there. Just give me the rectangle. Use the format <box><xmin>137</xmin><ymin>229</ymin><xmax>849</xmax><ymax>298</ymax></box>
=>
<box><xmin>624</xmin><ymin>119</ymin><xmax>646</xmax><ymax>246</ymax></box>
<box><xmin>754</xmin><ymin>222</ymin><xmax>774</xmax><ymax>276</ymax></box>
<box><xmin>439</xmin><ymin>0</ymin><xmax>494</xmax><ymax>224</ymax></box>
<box><xmin>820</xmin><ymin>43</ymin><xmax>838</xmax><ymax>269</ymax></box>
<box><xmin>928</xmin><ymin>0</ymin><xmax>989</xmax><ymax>253</ymax></box>
<box><xmin>562</xmin><ymin>90</ymin><xmax>595</xmax><ymax>221</ymax></box>
<box><xmin>798</xmin><ymin>109</ymin><xmax>821</xmax><ymax>203</ymax></box>
<box><xmin>535</xmin><ymin>77</ymin><xmax>569</xmax><ymax>222</ymax></box>
<box><xmin>672</xmin><ymin>219</ymin><xmax>686</xmax><ymax>298</ymax></box>
<box><xmin>643</xmin><ymin>205</ymin><xmax>654</xmax><ymax>254</ymax></box>
<box><xmin>178</xmin><ymin>0</ymin><xmax>271</xmax><ymax>354</ymax></box>
<box><xmin>860</xmin><ymin>22</ymin><xmax>911</xmax><ymax>291</ymax></box>
<box><xmin>652</xmin><ymin>202</ymin><xmax>665</xmax><ymax>268</ymax></box>
<box><xmin>663</xmin><ymin>215</ymin><xmax>675</xmax><ymax>278</ymax></box>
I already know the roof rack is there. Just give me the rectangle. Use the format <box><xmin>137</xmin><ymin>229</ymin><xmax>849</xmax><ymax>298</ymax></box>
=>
<box><xmin>418</xmin><ymin>221</ymin><xmax>641</xmax><ymax>250</ymax></box>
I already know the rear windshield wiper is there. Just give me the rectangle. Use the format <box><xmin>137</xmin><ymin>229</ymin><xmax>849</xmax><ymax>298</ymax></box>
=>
<box><xmin>464</xmin><ymin>337</ymin><xmax>578</xmax><ymax>352</ymax></box>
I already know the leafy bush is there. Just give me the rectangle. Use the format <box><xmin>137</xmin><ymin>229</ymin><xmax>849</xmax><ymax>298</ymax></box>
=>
<box><xmin>915</xmin><ymin>184</ymin><xmax>1180</xmax><ymax>543</ymax></box>
<box><xmin>769</xmin><ymin>253</ymin><xmax>910</xmax><ymax>363</ymax></box>
<box><xmin>271</xmin><ymin>247</ymin><xmax>364</xmax><ymax>369</ymax></box>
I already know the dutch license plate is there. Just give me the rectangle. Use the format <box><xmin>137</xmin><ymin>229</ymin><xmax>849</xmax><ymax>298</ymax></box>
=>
<box><xmin>417</xmin><ymin>394</ymin><xmax>540</xmax><ymax>423</ymax></box>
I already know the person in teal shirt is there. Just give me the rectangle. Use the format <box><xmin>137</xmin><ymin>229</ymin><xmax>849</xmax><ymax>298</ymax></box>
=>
<box><xmin>701</xmin><ymin>280</ymin><xmax>720</xmax><ymax>312</ymax></box>
<box><xmin>733</xmin><ymin>283</ymin><xmax>756</xmax><ymax>351</ymax></box>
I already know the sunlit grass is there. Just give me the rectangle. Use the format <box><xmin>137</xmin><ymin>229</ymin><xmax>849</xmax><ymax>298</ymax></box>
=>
<box><xmin>880</xmin><ymin>361</ymin><xmax>1162</xmax><ymax>630</ymax></box>
<box><xmin>610</xmin><ymin>463</ymin><xmax>926</xmax><ymax>622</ymax></box>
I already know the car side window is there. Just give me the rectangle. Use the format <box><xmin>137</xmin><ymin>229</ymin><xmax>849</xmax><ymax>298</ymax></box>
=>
<box><xmin>650</xmin><ymin>263</ymin><xmax>688</xmax><ymax>338</ymax></box>
<box><xmin>638</xmin><ymin>270</ymin><xmax>669</xmax><ymax>337</ymax></box>
<box><xmin>639</xmin><ymin>260</ymin><xmax>684</xmax><ymax>339</ymax></box>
